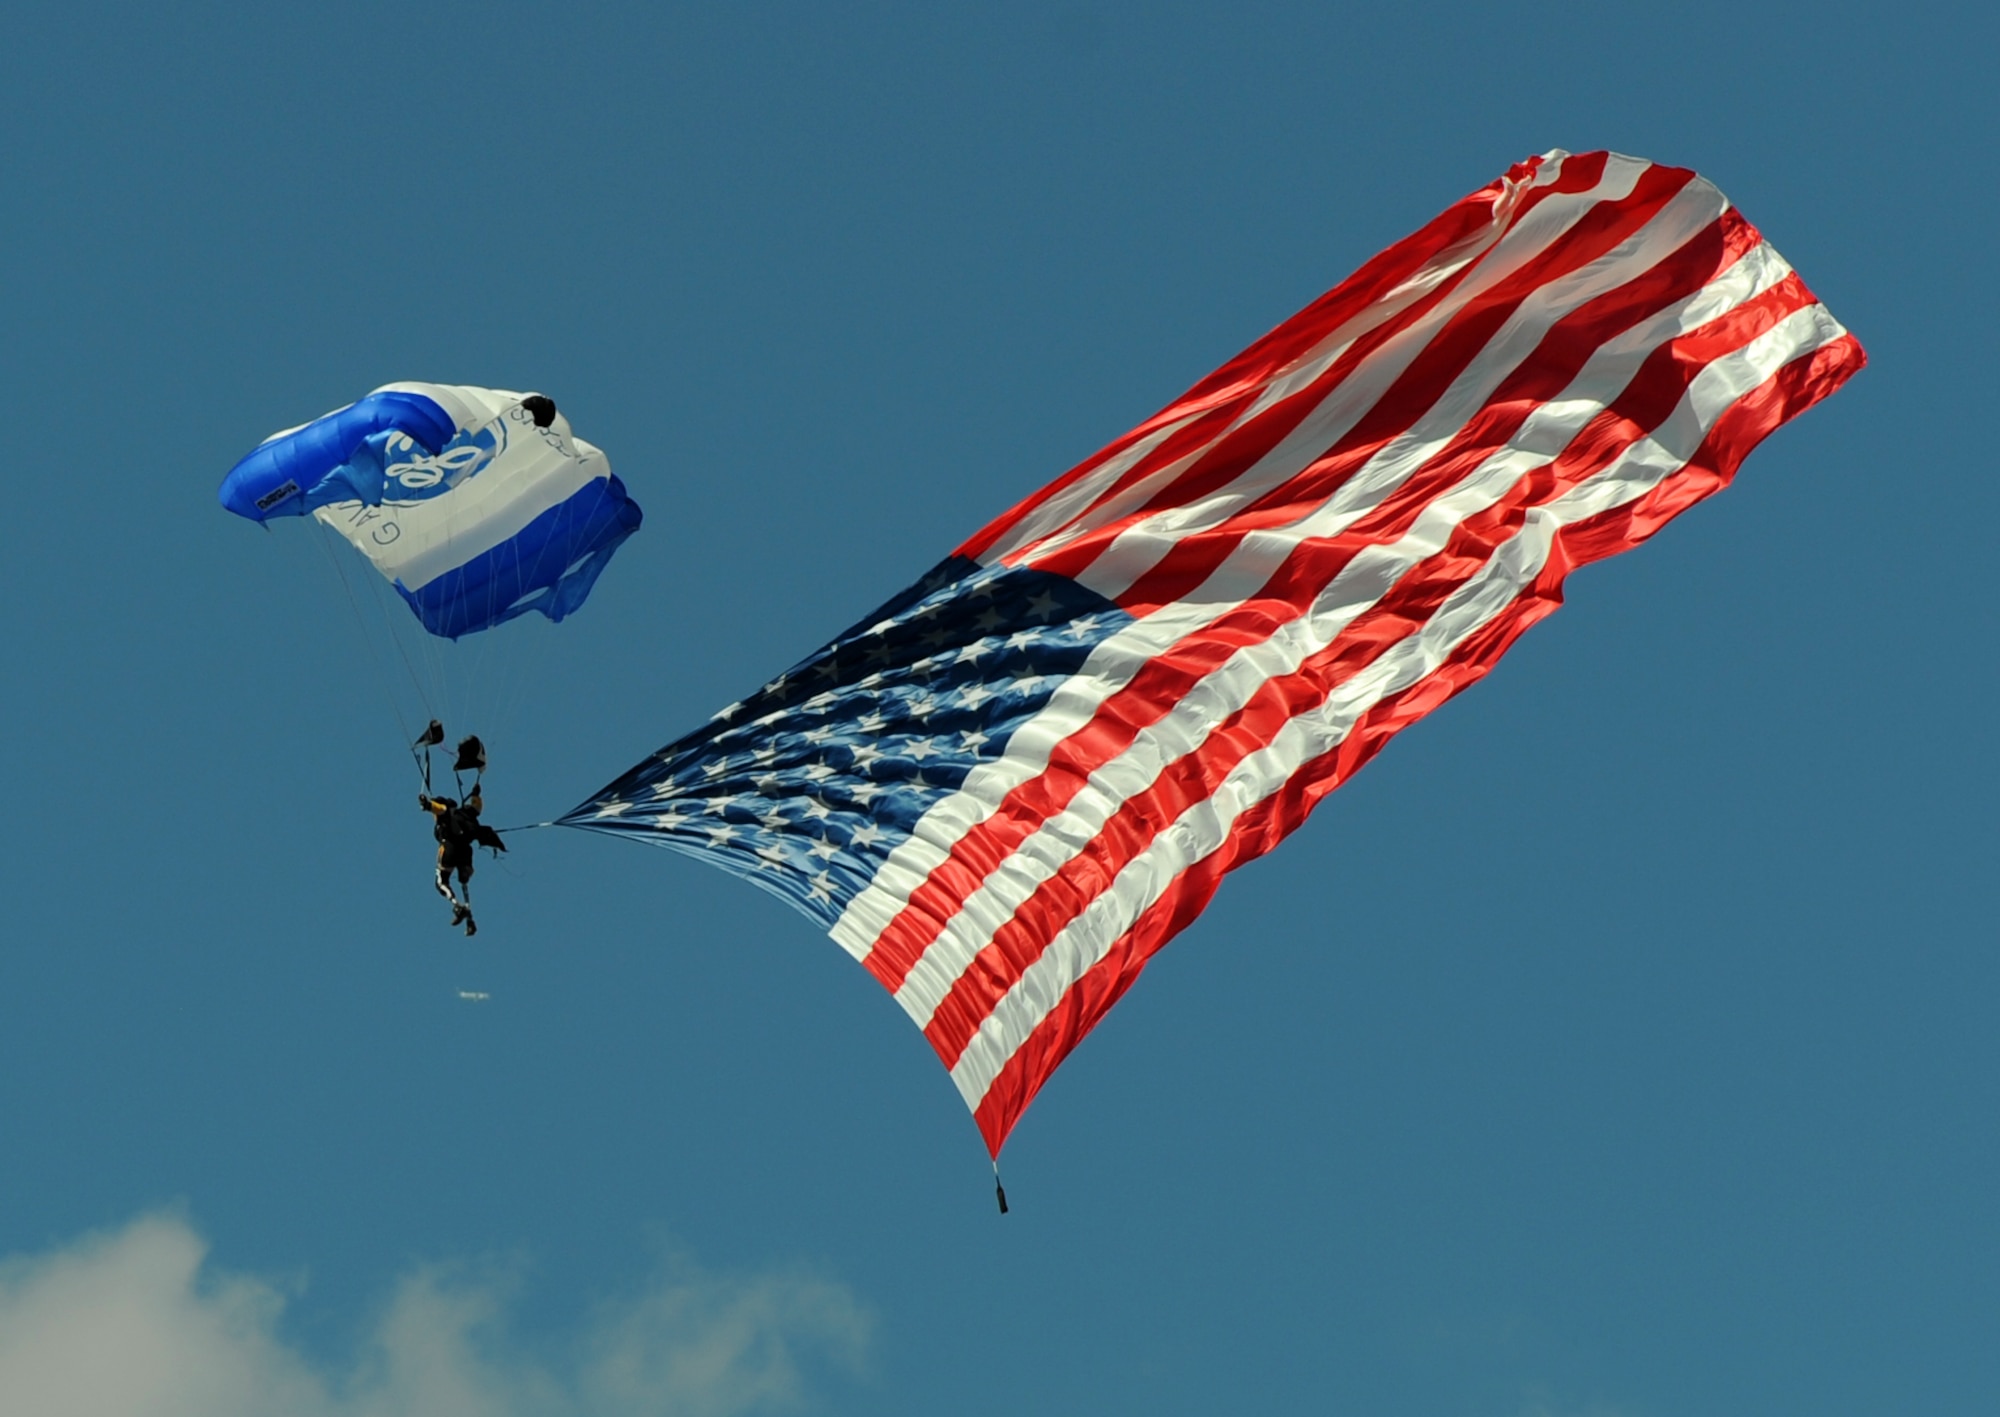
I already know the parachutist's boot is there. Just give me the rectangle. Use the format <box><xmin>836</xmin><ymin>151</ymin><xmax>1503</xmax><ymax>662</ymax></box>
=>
<box><xmin>463</xmin><ymin>915</ymin><xmax>478</xmax><ymax>938</ymax></box>
<box><xmin>450</xmin><ymin>902</ymin><xmax>469</xmax><ymax>927</ymax></box>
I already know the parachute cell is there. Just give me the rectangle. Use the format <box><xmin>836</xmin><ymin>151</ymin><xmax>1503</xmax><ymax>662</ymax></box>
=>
<box><xmin>219</xmin><ymin>382</ymin><xmax>642</xmax><ymax>639</ymax></box>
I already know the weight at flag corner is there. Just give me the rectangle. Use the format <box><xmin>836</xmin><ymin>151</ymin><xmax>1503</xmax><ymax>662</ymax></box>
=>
<box><xmin>564</xmin><ymin>148</ymin><xmax>1865</xmax><ymax>1159</ymax></box>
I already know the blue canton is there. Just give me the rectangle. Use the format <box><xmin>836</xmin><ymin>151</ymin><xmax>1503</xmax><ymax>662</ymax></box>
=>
<box><xmin>562</xmin><ymin>556</ymin><xmax>1131</xmax><ymax>927</ymax></box>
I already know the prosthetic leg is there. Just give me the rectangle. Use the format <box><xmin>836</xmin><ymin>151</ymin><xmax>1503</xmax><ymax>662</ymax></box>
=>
<box><xmin>436</xmin><ymin>848</ymin><xmax>473</xmax><ymax>933</ymax></box>
<box><xmin>456</xmin><ymin>865</ymin><xmax>477</xmax><ymax>937</ymax></box>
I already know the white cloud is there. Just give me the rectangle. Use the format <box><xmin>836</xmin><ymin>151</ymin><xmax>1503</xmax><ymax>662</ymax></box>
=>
<box><xmin>0</xmin><ymin>1213</ymin><xmax>870</xmax><ymax>1417</ymax></box>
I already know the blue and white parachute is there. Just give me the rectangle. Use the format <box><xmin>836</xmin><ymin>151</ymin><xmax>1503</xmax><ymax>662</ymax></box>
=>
<box><xmin>219</xmin><ymin>382</ymin><xmax>642</xmax><ymax>639</ymax></box>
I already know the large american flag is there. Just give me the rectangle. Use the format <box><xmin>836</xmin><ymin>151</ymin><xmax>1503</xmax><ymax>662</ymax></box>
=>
<box><xmin>564</xmin><ymin>150</ymin><xmax>1864</xmax><ymax>1156</ymax></box>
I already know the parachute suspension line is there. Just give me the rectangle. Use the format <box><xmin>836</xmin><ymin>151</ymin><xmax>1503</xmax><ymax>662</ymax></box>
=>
<box><xmin>310</xmin><ymin>518</ymin><xmax>423</xmax><ymax>757</ymax></box>
<box><xmin>459</xmin><ymin>533</ymin><xmax>509</xmax><ymax>751</ymax></box>
<box><xmin>433</xmin><ymin>479</ymin><xmax>465</xmax><ymax>729</ymax></box>
<box><xmin>460</xmin><ymin>529</ymin><xmax>537</xmax><ymax>767</ymax></box>
<box><xmin>316</xmin><ymin>516</ymin><xmax>434</xmax><ymax>722</ymax></box>
<box><xmin>412</xmin><ymin>720</ymin><xmax>445</xmax><ymax>795</ymax></box>
<box><xmin>481</xmin><ymin>524</ymin><xmax>531</xmax><ymax>738</ymax></box>
<box><xmin>993</xmin><ymin>1162</ymin><xmax>1009</xmax><ymax>1215</ymax></box>
<box><xmin>494</xmin><ymin>531</ymin><xmax>541</xmax><ymax>739</ymax></box>
<box><xmin>387</xmin><ymin>615</ymin><xmax>446</xmax><ymax>788</ymax></box>
<box><xmin>466</xmin><ymin>576</ymin><xmax>500</xmax><ymax>730</ymax></box>
<box><xmin>399</xmin><ymin>564</ymin><xmax>451</xmax><ymax>733</ymax></box>
<box><xmin>366</xmin><ymin>533</ymin><xmax>454</xmax><ymax>745</ymax></box>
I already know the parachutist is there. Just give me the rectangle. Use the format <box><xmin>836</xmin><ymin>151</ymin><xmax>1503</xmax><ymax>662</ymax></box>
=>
<box><xmin>422</xmin><ymin>782</ymin><xmax>506</xmax><ymax>936</ymax></box>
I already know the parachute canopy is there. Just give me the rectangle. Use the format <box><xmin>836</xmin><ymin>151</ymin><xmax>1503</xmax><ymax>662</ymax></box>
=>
<box><xmin>219</xmin><ymin>382</ymin><xmax>642</xmax><ymax>639</ymax></box>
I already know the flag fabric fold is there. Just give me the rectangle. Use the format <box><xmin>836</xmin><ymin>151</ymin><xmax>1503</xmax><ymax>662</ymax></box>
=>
<box><xmin>564</xmin><ymin>149</ymin><xmax>1864</xmax><ymax>1156</ymax></box>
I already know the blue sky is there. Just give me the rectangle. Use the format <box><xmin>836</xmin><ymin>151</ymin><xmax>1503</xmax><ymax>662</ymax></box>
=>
<box><xmin>0</xmin><ymin>3</ymin><xmax>1991</xmax><ymax>1413</ymax></box>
